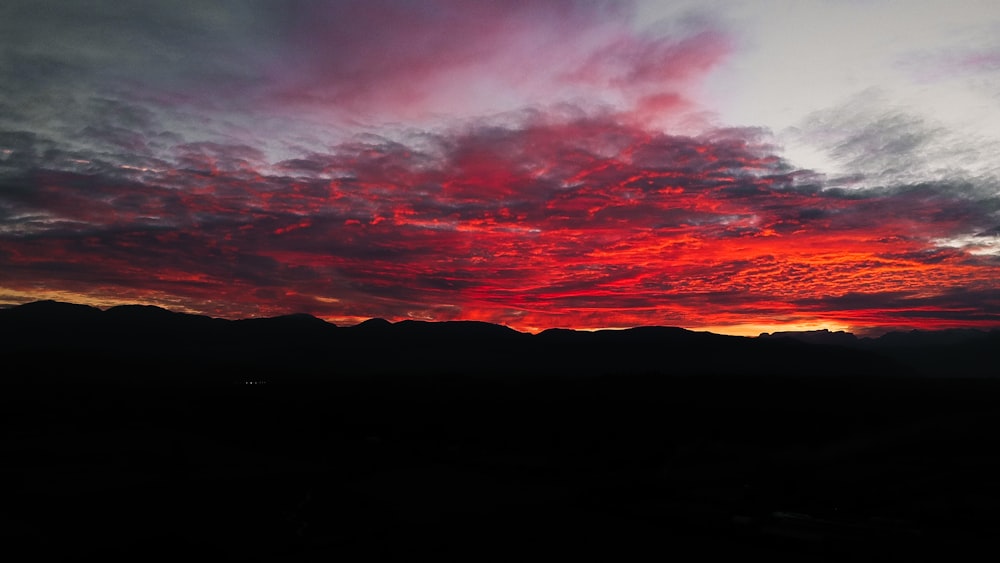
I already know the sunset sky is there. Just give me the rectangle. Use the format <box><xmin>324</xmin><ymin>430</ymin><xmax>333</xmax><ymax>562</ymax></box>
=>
<box><xmin>1</xmin><ymin>0</ymin><xmax>998</xmax><ymax>335</ymax></box>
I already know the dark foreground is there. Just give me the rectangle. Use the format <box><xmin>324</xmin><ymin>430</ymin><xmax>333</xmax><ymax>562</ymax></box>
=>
<box><xmin>5</xmin><ymin>373</ymin><xmax>1000</xmax><ymax>562</ymax></box>
<box><xmin>3</xmin><ymin>301</ymin><xmax>1000</xmax><ymax>561</ymax></box>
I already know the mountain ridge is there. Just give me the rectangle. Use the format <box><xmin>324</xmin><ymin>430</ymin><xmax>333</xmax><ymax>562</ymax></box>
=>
<box><xmin>3</xmin><ymin>299</ymin><xmax>997</xmax><ymax>382</ymax></box>
<box><xmin>5</xmin><ymin>299</ymin><xmax>997</xmax><ymax>342</ymax></box>
<box><xmin>4</xmin><ymin>302</ymin><xmax>1000</xmax><ymax>558</ymax></box>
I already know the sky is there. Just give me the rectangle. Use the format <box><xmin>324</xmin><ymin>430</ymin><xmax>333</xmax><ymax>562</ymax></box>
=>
<box><xmin>1</xmin><ymin>0</ymin><xmax>998</xmax><ymax>335</ymax></box>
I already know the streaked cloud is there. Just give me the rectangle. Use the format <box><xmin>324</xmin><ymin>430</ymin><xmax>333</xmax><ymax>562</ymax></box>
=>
<box><xmin>0</xmin><ymin>1</ymin><xmax>998</xmax><ymax>334</ymax></box>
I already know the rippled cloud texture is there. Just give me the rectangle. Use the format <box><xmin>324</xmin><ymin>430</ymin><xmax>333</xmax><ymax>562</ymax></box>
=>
<box><xmin>2</xmin><ymin>0</ymin><xmax>998</xmax><ymax>334</ymax></box>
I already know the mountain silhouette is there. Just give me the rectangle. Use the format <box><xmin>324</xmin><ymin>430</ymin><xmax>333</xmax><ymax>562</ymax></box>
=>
<box><xmin>4</xmin><ymin>299</ymin><xmax>998</xmax><ymax>383</ymax></box>
<box><xmin>4</xmin><ymin>300</ymin><xmax>1000</xmax><ymax>559</ymax></box>
<box><xmin>760</xmin><ymin>326</ymin><xmax>1000</xmax><ymax>377</ymax></box>
<box><xmin>0</xmin><ymin>299</ymin><xmax>932</xmax><ymax>384</ymax></box>
<box><xmin>759</xmin><ymin>328</ymin><xmax>860</xmax><ymax>347</ymax></box>
<box><xmin>1</xmin><ymin>299</ymin><xmax>103</xmax><ymax>326</ymax></box>
<box><xmin>391</xmin><ymin>319</ymin><xmax>527</xmax><ymax>341</ymax></box>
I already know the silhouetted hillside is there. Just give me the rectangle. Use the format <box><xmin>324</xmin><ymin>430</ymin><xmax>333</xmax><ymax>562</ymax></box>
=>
<box><xmin>1</xmin><ymin>299</ymin><xmax>104</xmax><ymax>327</ymax></box>
<box><xmin>759</xmin><ymin>328</ymin><xmax>860</xmax><ymax>347</ymax></box>
<box><xmin>0</xmin><ymin>299</ymin><xmax>942</xmax><ymax>384</ymax></box>
<box><xmin>761</xmin><ymin>326</ymin><xmax>1000</xmax><ymax>377</ymax></box>
<box><xmin>4</xmin><ymin>300</ymin><xmax>1000</xmax><ymax>560</ymax></box>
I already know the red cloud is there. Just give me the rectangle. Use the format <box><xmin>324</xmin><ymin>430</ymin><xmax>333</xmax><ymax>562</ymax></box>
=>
<box><xmin>3</xmin><ymin>113</ymin><xmax>998</xmax><ymax>333</ymax></box>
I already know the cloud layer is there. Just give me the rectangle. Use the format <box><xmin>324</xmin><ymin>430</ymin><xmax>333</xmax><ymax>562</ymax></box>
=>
<box><xmin>3</xmin><ymin>112</ymin><xmax>997</xmax><ymax>332</ymax></box>
<box><xmin>1</xmin><ymin>1</ymin><xmax>998</xmax><ymax>334</ymax></box>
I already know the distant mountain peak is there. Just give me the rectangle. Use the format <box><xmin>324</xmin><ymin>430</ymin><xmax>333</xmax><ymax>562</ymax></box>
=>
<box><xmin>758</xmin><ymin>329</ymin><xmax>860</xmax><ymax>347</ymax></box>
<box><xmin>106</xmin><ymin>303</ymin><xmax>174</xmax><ymax>315</ymax></box>
<box><xmin>17</xmin><ymin>299</ymin><xmax>100</xmax><ymax>311</ymax></box>
<box><xmin>280</xmin><ymin>312</ymin><xmax>329</xmax><ymax>324</ymax></box>
<box><xmin>393</xmin><ymin>319</ymin><xmax>527</xmax><ymax>339</ymax></box>
<box><xmin>353</xmin><ymin>317</ymin><xmax>392</xmax><ymax>329</ymax></box>
<box><xmin>0</xmin><ymin>300</ymin><xmax>103</xmax><ymax>323</ymax></box>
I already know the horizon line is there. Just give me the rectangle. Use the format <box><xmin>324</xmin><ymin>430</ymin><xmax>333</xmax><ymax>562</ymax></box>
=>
<box><xmin>4</xmin><ymin>298</ymin><xmax>997</xmax><ymax>339</ymax></box>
